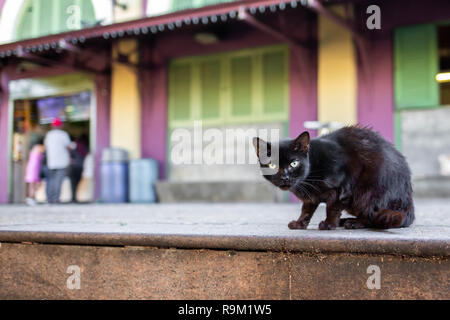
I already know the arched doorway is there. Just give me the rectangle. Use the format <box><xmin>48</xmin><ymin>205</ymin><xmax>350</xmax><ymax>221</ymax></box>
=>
<box><xmin>8</xmin><ymin>73</ymin><xmax>96</xmax><ymax>203</ymax></box>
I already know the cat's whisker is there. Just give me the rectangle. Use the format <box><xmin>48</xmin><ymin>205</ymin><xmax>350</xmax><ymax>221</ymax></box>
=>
<box><xmin>295</xmin><ymin>184</ymin><xmax>313</xmax><ymax>201</ymax></box>
<box><xmin>304</xmin><ymin>178</ymin><xmax>325</xmax><ymax>183</ymax></box>
<box><xmin>304</xmin><ymin>177</ymin><xmax>324</xmax><ymax>181</ymax></box>
<box><xmin>300</xmin><ymin>181</ymin><xmax>320</xmax><ymax>193</ymax></box>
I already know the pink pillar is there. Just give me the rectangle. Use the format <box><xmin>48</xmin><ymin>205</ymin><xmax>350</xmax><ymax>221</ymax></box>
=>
<box><xmin>94</xmin><ymin>74</ymin><xmax>111</xmax><ymax>199</ymax></box>
<box><xmin>357</xmin><ymin>36</ymin><xmax>394</xmax><ymax>142</ymax></box>
<box><xmin>0</xmin><ymin>71</ymin><xmax>10</xmax><ymax>203</ymax></box>
<box><xmin>0</xmin><ymin>2</ymin><xmax>7</xmax><ymax>202</ymax></box>
<box><xmin>288</xmin><ymin>45</ymin><xmax>318</xmax><ymax>203</ymax></box>
<box><xmin>140</xmin><ymin>63</ymin><xmax>168</xmax><ymax>179</ymax></box>
<box><xmin>288</xmin><ymin>46</ymin><xmax>318</xmax><ymax>139</ymax></box>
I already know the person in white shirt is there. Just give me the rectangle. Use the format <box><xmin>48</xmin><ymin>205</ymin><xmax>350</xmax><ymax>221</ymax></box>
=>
<box><xmin>44</xmin><ymin>117</ymin><xmax>72</xmax><ymax>203</ymax></box>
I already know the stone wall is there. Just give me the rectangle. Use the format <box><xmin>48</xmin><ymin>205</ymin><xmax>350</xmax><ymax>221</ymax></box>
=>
<box><xmin>400</xmin><ymin>106</ymin><xmax>450</xmax><ymax>177</ymax></box>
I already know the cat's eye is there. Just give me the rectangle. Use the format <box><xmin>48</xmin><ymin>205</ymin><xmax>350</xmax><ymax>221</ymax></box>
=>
<box><xmin>268</xmin><ymin>163</ymin><xmax>277</xmax><ymax>169</ymax></box>
<box><xmin>290</xmin><ymin>161</ymin><xmax>300</xmax><ymax>168</ymax></box>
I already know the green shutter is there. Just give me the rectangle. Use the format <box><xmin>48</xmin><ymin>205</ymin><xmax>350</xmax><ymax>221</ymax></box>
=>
<box><xmin>170</xmin><ymin>0</ymin><xmax>235</xmax><ymax>12</ymax></box>
<box><xmin>170</xmin><ymin>0</ymin><xmax>195</xmax><ymax>11</ymax></box>
<box><xmin>262</xmin><ymin>50</ymin><xmax>287</xmax><ymax>114</ymax></box>
<box><xmin>60</xmin><ymin>0</ymin><xmax>77</xmax><ymax>32</ymax></box>
<box><xmin>39</xmin><ymin>0</ymin><xmax>54</xmax><ymax>36</ymax></box>
<box><xmin>168</xmin><ymin>45</ymin><xmax>288</xmax><ymax>128</ymax></box>
<box><xmin>394</xmin><ymin>24</ymin><xmax>439</xmax><ymax>109</ymax></box>
<box><xmin>15</xmin><ymin>0</ymin><xmax>97</xmax><ymax>41</ymax></box>
<box><xmin>231</xmin><ymin>56</ymin><xmax>252</xmax><ymax>117</ymax></box>
<box><xmin>16</xmin><ymin>2</ymin><xmax>34</xmax><ymax>40</ymax></box>
<box><xmin>200</xmin><ymin>60</ymin><xmax>221</xmax><ymax>119</ymax></box>
<box><xmin>80</xmin><ymin>0</ymin><xmax>96</xmax><ymax>25</ymax></box>
<box><xmin>169</xmin><ymin>64</ymin><xmax>191</xmax><ymax>121</ymax></box>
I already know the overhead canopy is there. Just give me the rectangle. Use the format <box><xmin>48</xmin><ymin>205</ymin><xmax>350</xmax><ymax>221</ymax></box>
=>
<box><xmin>0</xmin><ymin>0</ymin><xmax>309</xmax><ymax>58</ymax></box>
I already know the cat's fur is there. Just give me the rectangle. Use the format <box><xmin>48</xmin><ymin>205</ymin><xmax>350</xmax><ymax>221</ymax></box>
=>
<box><xmin>253</xmin><ymin>126</ymin><xmax>414</xmax><ymax>230</ymax></box>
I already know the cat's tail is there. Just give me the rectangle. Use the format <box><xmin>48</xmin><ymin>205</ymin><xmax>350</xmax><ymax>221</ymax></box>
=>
<box><xmin>371</xmin><ymin>207</ymin><xmax>415</xmax><ymax>229</ymax></box>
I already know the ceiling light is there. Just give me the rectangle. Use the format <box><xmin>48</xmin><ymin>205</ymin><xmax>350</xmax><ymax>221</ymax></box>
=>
<box><xmin>194</xmin><ymin>32</ymin><xmax>219</xmax><ymax>45</ymax></box>
<box><xmin>436</xmin><ymin>72</ymin><xmax>450</xmax><ymax>82</ymax></box>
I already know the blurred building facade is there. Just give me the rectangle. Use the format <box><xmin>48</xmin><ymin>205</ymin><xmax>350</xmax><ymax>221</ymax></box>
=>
<box><xmin>0</xmin><ymin>0</ymin><xmax>449</xmax><ymax>203</ymax></box>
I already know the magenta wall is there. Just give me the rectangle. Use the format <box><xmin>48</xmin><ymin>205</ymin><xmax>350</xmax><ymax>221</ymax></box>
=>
<box><xmin>140</xmin><ymin>45</ymin><xmax>168</xmax><ymax>179</ymax></box>
<box><xmin>94</xmin><ymin>74</ymin><xmax>111</xmax><ymax>198</ymax></box>
<box><xmin>289</xmin><ymin>46</ymin><xmax>317</xmax><ymax>139</ymax></box>
<box><xmin>355</xmin><ymin>0</ymin><xmax>450</xmax><ymax>142</ymax></box>
<box><xmin>356</xmin><ymin>35</ymin><xmax>394</xmax><ymax>141</ymax></box>
<box><xmin>0</xmin><ymin>71</ymin><xmax>10</xmax><ymax>203</ymax></box>
<box><xmin>0</xmin><ymin>1</ymin><xmax>6</xmax><ymax>202</ymax></box>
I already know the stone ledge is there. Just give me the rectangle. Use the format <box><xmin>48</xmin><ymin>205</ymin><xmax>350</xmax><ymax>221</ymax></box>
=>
<box><xmin>413</xmin><ymin>176</ymin><xmax>450</xmax><ymax>198</ymax></box>
<box><xmin>0</xmin><ymin>200</ymin><xmax>449</xmax><ymax>257</ymax></box>
<box><xmin>155</xmin><ymin>180</ymin><xmax>285</xmax><ymax>202</ymax></box>
<box><xmin>0</xmin><ymin>242</ymin><xmax>448</xmax><ymax>299</ymax></box>
<box><xmin>0</xmin><ymin>230</ymin><xmax>448</xmax><ymax>257</ymax></box>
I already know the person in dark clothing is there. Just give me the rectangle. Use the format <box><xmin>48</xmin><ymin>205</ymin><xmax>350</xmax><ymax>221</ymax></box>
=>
<box><xmin>68</xmin><ymin>134</ymin><xmax>89</xmax><ymax>203</ymax></box>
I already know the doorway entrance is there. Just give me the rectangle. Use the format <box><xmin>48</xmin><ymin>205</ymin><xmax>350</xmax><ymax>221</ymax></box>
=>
<box><xmin>8</xmin><ymin>73</ymin><xmax>96</xmax><ymax>204</ymax></box>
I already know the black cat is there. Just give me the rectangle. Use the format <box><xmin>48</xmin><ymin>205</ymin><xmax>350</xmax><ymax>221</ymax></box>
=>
<box><xmin>253</xmin><ymin>126</ymin><xmax>415</xmax><ymax>230</ymax></box>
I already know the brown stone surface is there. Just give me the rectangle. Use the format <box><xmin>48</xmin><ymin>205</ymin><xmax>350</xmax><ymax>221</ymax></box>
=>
<box><xmin>0</xmin><ymin>242</ymin><xmax>448</xmax><ymax>300</ymax></box>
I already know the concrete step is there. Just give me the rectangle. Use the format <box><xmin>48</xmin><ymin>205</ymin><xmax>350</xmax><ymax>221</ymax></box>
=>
<box><xmin>0</xmin><ymin>200</ymin><xmax>448</xmax><ymax>299</ymax></box>
<box><xmin>155</xmin><ymin>180</ymin><xmax>285</xmax><ymax>202</ymax></box>
<box><xmin>413</xmin><ymin>176</ymin><xmax>450</xmax><ymax>198</ymax></box>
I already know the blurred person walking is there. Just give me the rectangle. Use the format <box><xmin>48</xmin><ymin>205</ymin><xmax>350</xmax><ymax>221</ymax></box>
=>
<box><xmin>24</xmin><ymin>138</ymin><xmax>45</xmax><ymax>206</ymax></box>
<box><xmin>44</xmin><ymin>117</ymin><xmax>72</xmax><ymax>204</ymax></box>
<box><xmin>68</xmin><ymin>134</ymin><xmax>89</xmax><ymax>203</ymax></box>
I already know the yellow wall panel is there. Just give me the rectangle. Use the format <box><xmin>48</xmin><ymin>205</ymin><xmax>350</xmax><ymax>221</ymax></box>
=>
<box><xmin>110</xmin><ymin>39</ymin><xmax>141</xmax><ymax>159</ymax></box>
<box><xmin>318</xmin><ymin>5</ymin><xmax>357</xmax><ymax>125</ymax></box>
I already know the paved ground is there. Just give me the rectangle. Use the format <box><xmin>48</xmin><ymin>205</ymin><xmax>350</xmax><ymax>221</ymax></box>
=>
<box><xmin>0</xmin><ymin>198</ymin><xmax>449</xmax><ymax>256</ymax></box>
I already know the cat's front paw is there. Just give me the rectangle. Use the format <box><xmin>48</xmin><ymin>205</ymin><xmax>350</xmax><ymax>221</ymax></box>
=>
<box><xmin>288</xmin><ymin>220</ymin><xmax>308</xmax><ymax>230</ymax></box>
<box><xmin>343</xmin><ymin>218</ymin><xmax>368</xmax><ymax>229</ymax></box>
<box><xmin>319</xmin><ymin>220</ymin><xmax>337</xmax><ymax>230</ymax></box>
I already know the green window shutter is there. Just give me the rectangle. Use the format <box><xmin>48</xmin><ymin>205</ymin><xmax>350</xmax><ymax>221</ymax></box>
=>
<box><xmin>60</xmin><ymin>0</ymin><xmax>79</xmax><ymax>32</ymax></box>
<box><xmin>201</xmin><ymin>0</ymin><xmax>235</xmax><ymax>6</ymax></box>
<box><xmin>171</xmin><ymin>0</ymin><xmax>195</xmax><ymax>11</ymax></box>
<box><xmin>170</xmin><ymin>0</ymin><xmax>235</xmax><ymax>13</ymax></box>
<box><xmin>15</xmin><ymin>0</ymin><xmax>96</xmax><ymax>40</ymax></box>
<box><xmin>16</xmin><ymin>2</ymin><xmax>34</xmax><ymax>40</ymax></box>
<box><xmin>231</xmin><ymin>56</ymin><xmax>252</xmax><ymax>117</ymax></box>
<box><xmin>60</xmin><ymin>0</ymin><xmax>96</xmax><ymax>31</ymax></box>
<box><xmin>80</xmin><ymin>0</ymin><xmax>96</xmax><ymax>23</ymax></box>
<box><xmin>262</xmin><ymin>50</ymin><xmax>287</xmax><ymax>114</ymax></box>
<box><xmin>394</xmin><ymin>24</ymin><xmax>439</xmax><ymax>109</ymax></box>
<box><xmin>170</xmin><ymin>64</ymin><xmax>192</xmax><ymax>121</ymax></box>
<box><xmin>39</xmin><ymin>0</ymin><xmax>54</xmax><ymax>37</ymax></box>
<box><xmin>200</xmin><ymin>60</ymin><xmax>221</xmax><ymax>119</ymax></box>
<box><xmin>168</xmin><ymin>45</ymin><xmax>288</xmax><ymax>127</ymax></box>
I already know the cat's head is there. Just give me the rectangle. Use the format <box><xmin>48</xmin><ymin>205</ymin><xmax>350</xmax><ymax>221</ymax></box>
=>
<box><xmin>252</xmin><ymin>132</ymin><xmax>310</xmax><ymax>191</ymax></box>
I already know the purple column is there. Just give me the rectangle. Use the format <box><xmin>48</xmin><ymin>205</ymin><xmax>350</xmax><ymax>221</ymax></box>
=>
<box><xmin>140</xmin><ymin>63</ymin><xmax>168</xmax><ymax>179</ymax></box>
<box><xmin>94</xmin><ymin>74</ymin><xmax>111</xmax><ymax>199</ymax></box>
<box><xmin>0</xmin><ymin>2</ymin><xmax>7</xmax><ymax>203</ymax></box>
<box><xmin>357</xmin><ymin>36</ymin><xmax>394</xmax><ymax>142</ymax></box>
<box><xmin>289</xmin><ymin>45</ymin><xmax>318</xmax><ymax>139</ymax></box>
<box><xmin>288</xmin><ymin>45</ymin><xmax>318</xmax><ymax>203</ymax></box>
<box><xmin>0</xmin><ymin>72</ymin><xmax>10</xmax><ymax>203</ymax></box>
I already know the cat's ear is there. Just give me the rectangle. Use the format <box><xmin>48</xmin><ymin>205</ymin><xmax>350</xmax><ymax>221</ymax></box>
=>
<box><xmin>293</xmin><ymin>131</ymin><xmax>310</xmax><ymax>153</ymax></box>
<box><xmin>253</xmin><ymin>137</ymin><xmax>271</xmax><ymax>158</ymax></box>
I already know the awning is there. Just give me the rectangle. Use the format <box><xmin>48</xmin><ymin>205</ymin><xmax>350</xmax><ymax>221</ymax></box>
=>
<box><xmin>0</xmin><ymin>0</ymin><xmax>308</xmax><ymax>58</ymax></box>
